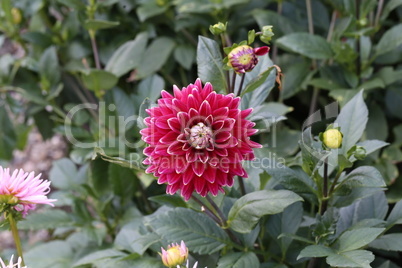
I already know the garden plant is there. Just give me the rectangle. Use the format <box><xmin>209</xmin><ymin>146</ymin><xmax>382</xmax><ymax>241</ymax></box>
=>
<box><xmin>1</xmin><ymin>0</ymin><xmax>402</xmax><ymax>267</ymax></box>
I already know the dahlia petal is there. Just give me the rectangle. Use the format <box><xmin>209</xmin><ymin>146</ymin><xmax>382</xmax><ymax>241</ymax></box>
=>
<box><xmin>188</xmin><ymin>94</ymin><xmax>199</xmax><ymax>110</ymax></box>
<box><xmin>254</xmin><ymin>46</ymin><xmax>269</xmax><ymax>56</ymax></box>
<box><xmin>188</xmin><ymin>108</ymin><xmax>199</xmax><ymax>119</ymax></box>
<box><xmin>167</xmin><ymin>173</ymin><xmax>181</xmax><ymax>184</ymax></box>
<box><xmin>177</xmin><ymin>112</ymin><xmax>189</xmax><ymax>126</ymax></box>
<box><xmin>194</xmin><ymin>78</ymin><xmax>203</xmax><ymax>90</ymax></box>
<box><xmin>194</xmin><ymin>177</ymin><xmax>205</xmax><ymax>194</ymax></box>
<box><xmin>172</xmin><ymin>98</ymin><xmax>187</xmax><ymax>113</ymax></box>
<box><xmin>214</xmin><ymin>148</ymin><xmax>228</xmax><ymax>157</ymax></box>
<box><xmin>202</xmin><ymin>82</ymin><xmax>213</xmax><ymax>98</ymax></box>
<box><xmin>203</xmin><ymin>167</ymin><xmax>216</xmax><ymax>183</ymax></box>
<box><xmin>223</xmin><ymin>118</ymin><xmax>236</xmax><ymax>131</ymax></box>
<box><xmin>212</xmin><ymin>120</ymin><xmax>225</xmax><ymax>130</ymax></box>
<box><xmin>161</xmin><ymin>90</ymin><xmax>174</xmax><ymax>99</ymax></box>
<box><xmin>241</xmin><ymin>108</ymin><xmax>253</xmax><ymax>118</ymax></box>
<box><xmin>212</xmin><ymin>107</ymin><xmax>229</xmax><ymax>118</ymax></box>
<box><xmin>192</xmin><ymin>161</ymin><xmax>206</xmax><ymax>177</ymax></box>
<box><xmin>167</xmin><ymin>141</ymin><xmax>186</xmax><ymax>155</ymax></box>
<box><xmin>167</xmin><ymin>183</ymin><xmax>181</xmax><ymax>195</ymax></box>
<box><xmin>155</xmin><ymin>117</ymin><xmax>170</xmax><ymax>129</ymax></box>
<box><xmin>247</xmin><ymin>139</ymin><xmax>263</xmax><ymax>148</ymax></box>
<box><xmin>205</xmin><ymin>91</ymin><xmax>217</xmax><ymax>106</ymax></box>
<box><xmin>186</xmin><ymin>150</ymin><xmax>198</xmax><ymax>162</ymax></box>
<box><xmin>154</xmin><ymin>144</ymin><xmax>170</xmax><ymax>156</ymax></box>
<box><xmin>215</xmin><ymin>131</ymin><xmax>231</xmax><ymax>143</ymax></box>
<box><xmin>173</xmin><ymin>85</ymin><xmax>182</xmax><ymax>99</ymax></box>
<box><xmin>145</xmin><ymin>165</ymin><xmax>157</xmax><ymax>174</ymax></box>
<box><xmin>175</xmin><ymin>157</ymin><xmax>189</xmax><ymax>173</ymax></box>
<box><xmin>199</xmin><ymin>100</ymin><xmax>212</xmax><ymax>117</ymax></box>
<box><xmin>183</xmin><ymin>169</ymin><xmax>194</xmax><ymax>185</ymax></box>
<box><xmin>167</xmin><ymin>118</ymin><xmax>181</xmax><ymax>132</ymax></box>
<box><xmin>143</xmin><ymin>146</ymin><xmax>154</xmax><ymax>156</ymax></box>
<box><xmin>181</xmin><ymin>184</ymin><xmax>194</xmax><ymax>200</ymax></box>
<box><xmin>198</xmin><ymin>152</ymin><xmax>209</xmax><ymax>163</ymax></box>
<box><xmin>229</xmin><ymin>97</ymin><xmax>241</xmax><ymax>109</ymax></box>
<box><xmin>158</xmin><ymin>174</ymin><xmax>169</xmax><ymax>184</ymax></box>
<box><xmin>160</xmin><ymin>131</ymin><xmax>179</xmax><ymax>144</ymax></box>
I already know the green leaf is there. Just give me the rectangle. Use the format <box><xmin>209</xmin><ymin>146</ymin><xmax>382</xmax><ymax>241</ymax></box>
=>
<box><xmin>375</xmin><ymin>24</ymin><xmax>402</xmax><ymax>58</ymax></box>
<box><xmin>148</xmin><ymin>194</ymin><xmax>188</xmax><ymax>208</ymax></box>
<box><xmin>93</xmin><ymin>147</ymin><xmax>142</xmax><ymax>170</ymax></box>
<box><xmin>39</xmin><ymin>46</ymin><xmax>60</xmax><ymax>88</ymax></box>
<box><xmin>197</xmin><ymin>36</ymin><xmax>227</xmax><ymax>91</ymax></box>
<box><xmin>276</xmin><ymin>33</ymin><xmax>333</xmax><ymax>60</ymax></box>
<box><xmin>381</xmin><ymin>0</ymin><xmax>402</xmax><ymax>20</ymax></box>
<box><xmin>338</xmin><ymin>166</ymin><xmax>386</xmax><ymax>188</ymax></box>
<box><xmin>297</xmin><ymin>245</ymin><xmax>334</xmax><ymax>259</ymax></box>
<box><xmin>24</xmin><ymin>240</ymin><xmax>74</xmax><ymax>268</ymax></box>
<box><xmin>84</xmin><ymin>19</ymin><xmax>120</xmax><ymax>31</ymax></box>
<box><xmin>113</xmin><ymin>88</ymin><xmax>136</xmax><ymax>129</ymax></box>
<box><xmin>326</xmin><ymin>250</ymin><xmax>374</xmax><ymax>268</ymax></box>
<box><xmin>228</xmin><ymin>190</ymin><xmax>303</xmax><ymax>233</ymax></box>
<box><xmin>18</xmin><ymin>210</ymin><xmax>74</xmax><ymax>230</ymax></box>
<box><xmin>337</xmin><ymin>227</ymin><xmax>385</xmax><ymax>252</ymax></box>
<box><xmin>49</xmin><ymin>158</ymin><xmax>84</xmax><ymax>189</ymax></box>
<box><xmin>334</xmin><ymin>90</ymin><xmax>368</xmax><ymax>154</ymax></box>
<box><xmin>137</xmin><ymin>37</ymin><xmax>175</xmax><ymax>79</ymax></box>
<box><xmin>137</xmin><ymin>74</ymin><xmax>165</xmax><ymax>104</ymax></box>
<box><xmin>370</xmin><ymin>234</ymin><xmax>402</xmax><ymax>251</ymax></box>
<box><xmin>386</xmin><ymin>200</ymin><xmax>402</xmax><ymax>226</ymax></box>
<box><xmin>217</xmin><ymin>252</ymin><xmax>259</xmax><ymax>268</ymax></box>
<box><xmin>105</xmin><ymin>32</ymin><xmax>148</xmax><ymax>77</ymax></box>
<box><xmin>74</xmin><ymin>249</ymin><xmax>126</xmax><ymax>266</ymax></box>
<box><xmin>149</xmin><ymin>207</ymin><xmax>230</xmax><ymax>254</ymax></box>
<box><xmin>174</xmin><ymin>44</ymin><xmax>195</xmax><ymax>70</ymax></box>
<box><xmin>0</xmin><ymin>104</ymin><xmax>16</xmax><ymax>160</ymax></box>
<box><xmin>240</xmin><ymin>66</ymin><xmax>275</xmax><ymax>96</ymax></box>
<box><xmin>82</xmin><ymin>69</ymin><xmax>118</xmax><ymax>97</ymax></box>
<box><xmin>136</xmin><ymin>2</ymin><xmax>168</xmax><ymax>22</ymax></box>
<box><xmin>281</xmin><ymin>60</ymin><xmax>311</xmax><ymax>99</ymax></box>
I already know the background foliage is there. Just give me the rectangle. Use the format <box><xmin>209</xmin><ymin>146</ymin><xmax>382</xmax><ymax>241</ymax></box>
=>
<box><xmin>1</xmin><ymin>0</ymin><xmax>402</xmax><ymax>267</ymax></box>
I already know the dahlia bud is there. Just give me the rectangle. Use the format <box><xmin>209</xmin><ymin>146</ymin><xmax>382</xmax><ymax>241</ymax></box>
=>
<box><xmin>227</xmin><ymin>45</ymin><xmax>269</xmax><ymax>74</ymax></box>
<box><xmin>209</xmin><ymin>22</ymin><xmax>227</xmax><ymax>35</ymax></box>
<box><xmin>260</xmin><ymin>25</ymin><xmax>274</xmax><ymax>44</ymax></box>
<box><xmin>322</xmin><ymin>128</ymin><xmax>343</xmax><ymax>149</ymax></box>
<box><xmin>11</xmin><ymin>8</ymin><xmax>22</xmax><ymax>25</ymax></box>
<box><xmin>160</xmin><ymin>241</ymin><xmax>188</xmax><ymax>268</ymax></box>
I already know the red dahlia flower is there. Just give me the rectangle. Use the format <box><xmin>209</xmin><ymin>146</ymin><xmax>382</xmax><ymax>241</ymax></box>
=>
<box><xmin>140</xmin><ymin>79</ymin><xmax>262</xmax><ymax>200</ymax></box>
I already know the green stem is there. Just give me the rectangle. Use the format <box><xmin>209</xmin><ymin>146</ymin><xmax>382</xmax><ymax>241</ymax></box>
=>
<box><xmin>237</xmin><ymin>73</ymin><xmax>246</xmax><ymax>97</ymax></box>
<box><xmin>8</xmin><ymin>212</ymin><xmax>25</xmax><ymax>266</ymax></box>
<box><xmin>320</xmin><ymin>159</ymin><xmax>329</xmax><ymax>215</ymax></box>
<box><xmin>238</xmin><ymin>176</ymin><xmax>246</xmax><ymax>196</ymax></box>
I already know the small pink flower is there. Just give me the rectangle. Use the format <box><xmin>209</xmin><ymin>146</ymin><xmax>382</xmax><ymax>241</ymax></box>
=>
<box><xmin>0</xmin><ymin>167</ymin><xmax>57</xmax><ymax>217</ymax></box>
<box><xmin>227</xmin><ymin>45</ymin><xmax>269</xmax><ymax>73</ymax></box>
<box><xmin>0</xmin><ymin>255</ymin><xmax>26</xmax><ymax>268</ymax></box>
<box><xmin>140</xmin><ymin>79</ymin><xmax>261</xmax><ymax>200</ymax></box>
<box><xmin>160</xmin><ymin>241</ymin><xmax>188</xmax><ymax>268</ymax></box>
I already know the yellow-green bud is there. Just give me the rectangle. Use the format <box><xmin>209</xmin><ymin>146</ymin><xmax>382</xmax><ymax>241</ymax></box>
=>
<box><xmin>323</xmin><ymin>129</ymin><xmax>343</xmax><ymax>149</ymax></box>
<box><xmin>11</xmin><ymin>8</ymin><xmax>22</xmax><ymax>25</ymax></box>
<box><xmin>209</xmin><ymin>22</ymin><xmax>227</xmax><ymax>35</ymax></box>
<box><xmin>160</xmin><ymin>241</ymin><xmax>188</xmax><ymax>268</ymax></box>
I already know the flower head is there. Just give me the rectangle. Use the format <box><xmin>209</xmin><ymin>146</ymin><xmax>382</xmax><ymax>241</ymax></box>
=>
<box><xmin>321</xmin><ymin>128</ymin><xmax>343</xmax><ymax>149</ymax></box>
<box><xmin>160</xmin><ymin>241</ymin><xmax>188</xmax><ymax>268</ymax></box>
<box><xmin>140</xmin><ymin>79</ymin><xmax>261</xmax><ymax>200</ymax></box>
<box><xmin>0</xmin><ymin>255</ymin><xmax>27</xmax><ymax>268</ymax></box>
<box><xmin>0</xmin><ymin>167</ymin><xmax>57</xmax><ymax>217</ymax></box>
<box><xmin>227</xmin><ymin>45</ymin><xmax>269</xmax><ymax>74</ymax></box>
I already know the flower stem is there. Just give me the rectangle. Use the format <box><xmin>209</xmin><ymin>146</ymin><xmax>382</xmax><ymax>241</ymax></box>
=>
<box><xmin>238</xmin><ymin>176</ymin><xmax>246</xmax><ymax>196</ymax></box>
<box><xmin>230</xmin><ymin>72</ymin><xmax>237</xmax><ymax>94</ymax></box>
<box><xmin>90</xmin><ymin>33</ymin><xmax>101</xmax><ymax>70</ymax></box>
<box><xmin>192</xmin><ymin>195</ymin><xmax>222</xmax><ymax>225</ymax></box>
<box><xmin>8</xmin><ymin>212</ymin><xmax>25</xmax><ymax>266</ymax></box>
<box><xmin>237</xmin><ymin>74</ymin><xmax>246</xmax><ymax>96</ymax></box>
<box><xmin>320</xmin><ymin>159</ymin><xmax>329</xmax><ymax>215</ymax></box>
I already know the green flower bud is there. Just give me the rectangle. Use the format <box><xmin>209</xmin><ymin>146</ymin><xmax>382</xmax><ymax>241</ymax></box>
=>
<box><xmin>322</xmin><ymin>129</ymin><xmax>343</xmax><ymax>149</ymax></box>
<box><xmin>260</xmin><ymin>25</ymin><xmax>274</xmax><ymax>44</ymax></box>
<box><xmin>11</xmin><ymin>8</ymin><xmax>22</xmax><ymax>25</ymax></box>
<box><xmin>354</xmin><ymin>146</ymin><xmax>366</xmax><ymax>160</ymax></box>
<box><xmin>209</xmin><ymin>22</ymin><xmax>227</xmax><ymax>35</ymax></box>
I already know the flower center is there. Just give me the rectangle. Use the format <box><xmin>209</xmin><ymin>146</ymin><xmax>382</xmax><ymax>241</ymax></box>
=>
<box><xmin>188</xmin><ymin>122</ymin><xmax>213</xmax><ymax>149</ymax></box>
<box><xmin>238</xmin><ymin>53</ymin><xmax>252</xmax><ymax>65</ymax></box>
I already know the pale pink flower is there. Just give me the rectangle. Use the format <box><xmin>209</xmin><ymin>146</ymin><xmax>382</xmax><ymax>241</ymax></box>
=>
<box><xmin>140</xmin><ymin>79</ymin><xmax>261</xmax><ymax>200</ymax></box>
<box><xmin>0</xmin><ymin>167</ymin><xmax>56</xmax><ymax>216</ymax></box>
<box><xmin>0</xmin><ymin>255</ymin><xmax>27</xmax><ymax>268</ymax></box>
<box><xmin>160</xmin><ymin>241</ymin><xmax>188</xmax><ymax>267</ymax></box>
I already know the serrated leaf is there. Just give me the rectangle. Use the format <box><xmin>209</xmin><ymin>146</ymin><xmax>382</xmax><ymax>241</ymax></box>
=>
<box><xmin>240</xmin><ymin>66</ymin><xmax>275</xmax><ymax>96</ymax></box>
<box><xmin>217</xmin><ymin>252</ymin><xmax>259</xmax><ymax>268</ymax></box>
<box><xmin>375</xmin><ymin>24</ymin><xmax>402</xmax><ymax>57</ymax></box>
<box><xmin>369</xmin><ymin>233</ymin><xmax>402</xmax><ymax>251</ymax></box>
<box><xmin>326</xmin><ymin>250</ymin><xmax>374</xmax><ymax>268</ymax></box>
<box><xmin>276</xmin><ymin>33</ymin><xmax>333</xmax><ymax>60</ymax></box>
<box><xmin>105</xmin><ymin>33</ymin><xmax>148</xmax><ymax>77</ymax></box>
<box><xmin>338</xmin><ymin>227</ymin><xmax>385</xmax><ymax>252</ymax></box>
<box><xmin>334</xmin><ymin>90</ymin><xmax>368</xmax><ymax>154</ymax></box>
<box><xmin>197</xmin><ymin>36</ymin><xmax>227</xmax><ymax>91</ymax></box>
<box><xmin>298</xmin><ymin>245</ymin><xmax>334</xmax><ymax>259</ymax></box>
<box><xmin>137</xmin><ymin>37</ymin><xmax>175</xmax><ymax>79</ymax></box>
<box><xmin>228</xmin><ymin>190</ymin><xmax>303</xmax><ymax>233</ymax></box>
<box><xmin>149</xmin><ymin>207</ymin><xmax>230</xmax><ymax>254</ymax></box>
<box><xmin>18</xmin><ymin>210</ymin><xmax>74</xmax><ymax>230</ymax></box>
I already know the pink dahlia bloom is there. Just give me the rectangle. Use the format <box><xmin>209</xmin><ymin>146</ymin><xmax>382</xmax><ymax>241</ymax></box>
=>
<box><xmin>0</xmin><ymin>255</ymin><xmax>26</xmax><ymax>268</ymax></box>
<box><xmin>0</xmin><ymin>167</ymin><xmax>57</xmax><ymax>217</ymax></box>
<box><xmin>140</xmin><ymin>79</ymin><xmax>262</xmax><ymax>200</ymax></box>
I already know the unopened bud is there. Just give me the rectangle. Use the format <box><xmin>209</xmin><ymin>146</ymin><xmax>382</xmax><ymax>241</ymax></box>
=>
<box><xmin>322</xmin><ymin>129</ymin><xmax>343</xmax><ymax>149</ymax></box>
<box><xmin>160</xmin><ymin>241</ymin><xmax>188</xmax><ymax>268</ymax></box>
<box><xmin>209</xmin><ymin>22</ymin><xmax>227</xmax><ymax>35</ymax></box>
